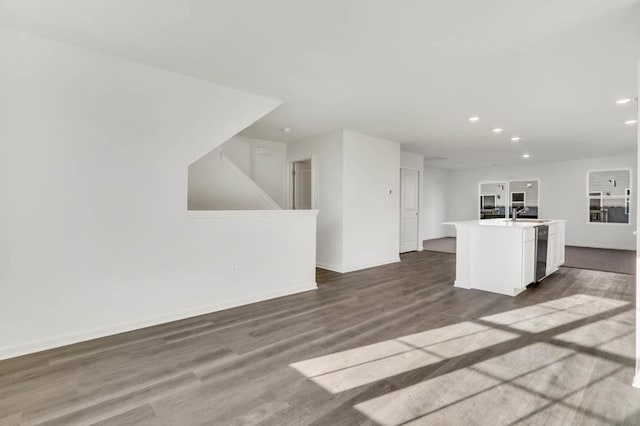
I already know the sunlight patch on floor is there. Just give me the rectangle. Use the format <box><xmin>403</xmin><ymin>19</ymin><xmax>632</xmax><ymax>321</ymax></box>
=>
<box><xmin>353</xmin><ymin>343</ymin><xmax>573</xmax><ymax>425</ymax></box>
<box><xmin>479</xmin><ymin>294</ymin><xmax>630</xmax><ymax>333</ymax></box>
<box><xmin>291</xmin><ymin>322</ymin><xmax>518</xmax><ymax>393</ymax></box>
<box><xmin>291</xmin><ymin>294</ymin><xmax>635</xmax><ymax>424</ymax></box>
<box><xmin>355</xmin><ymin>343</ymin><xmax>633</xmax><ymax>425</ymax></box>
<box><xmin>290</xmin><ymin>339</ymin><xmax>415</xmax><ymax>378</ymax></box>
<box><xmin>354</xmin><ymin>366</ymin><xmax>536</xmax><ymax>425</ymax></box>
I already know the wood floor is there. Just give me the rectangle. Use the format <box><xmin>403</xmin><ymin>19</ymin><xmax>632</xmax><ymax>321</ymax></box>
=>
<box><xmin>1</xmin><ymin>251</ymin><xmax>639</xmax><ymax>425</ymax></box>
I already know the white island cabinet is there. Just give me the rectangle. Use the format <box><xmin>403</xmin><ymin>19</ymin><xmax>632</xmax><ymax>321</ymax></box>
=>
<box><xmin>444</xmin><ymin>219</ymin><xmax>566</xmax><ymax>297</ymax></box>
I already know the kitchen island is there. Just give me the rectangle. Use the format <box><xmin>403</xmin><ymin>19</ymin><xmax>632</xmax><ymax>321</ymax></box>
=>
<box><xmin>444</xmin><ymin>219</ymin><xmax>566</xmax><ymax>296</ymax></box>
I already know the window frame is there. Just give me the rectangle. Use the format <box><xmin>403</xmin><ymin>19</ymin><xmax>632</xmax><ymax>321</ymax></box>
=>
<box><xmin>481</xmin><ymin>194</ymin><xmax>497</xmax><ymax>210</ymax></box>
<box><xmin>510</xmin><ymin>191</ymin><xmax>526</xmax><ymax>209</ymax></box>
<box><xmin>586</xmin><ymin>169</ymin><xmax>632</xmax><ymax>226</ymax></box>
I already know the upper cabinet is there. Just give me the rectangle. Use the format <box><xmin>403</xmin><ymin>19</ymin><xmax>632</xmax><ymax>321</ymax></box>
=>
<box><xmin>588</xmin><ymin>169</ymin><xmax>631</xmax><ymax>224</ymax></box>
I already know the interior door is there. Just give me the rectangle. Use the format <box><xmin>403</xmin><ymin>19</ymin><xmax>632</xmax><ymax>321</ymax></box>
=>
<box><xmin>293</xmin><ymin>160</ymin><xmax>312</xmax><ymax>209</ymax></box>
<box><xmin>400</xmin><ymin>169</ymin><xmax>420</xmax><ymax>253</ymax></box>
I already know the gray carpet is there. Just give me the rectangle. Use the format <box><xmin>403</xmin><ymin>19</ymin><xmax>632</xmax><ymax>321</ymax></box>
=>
<box><xmin>423</xmin><ymin>237</ymin><xmax>456</xmax><ymax>254</ymax></box>
<box><xmin>423</xmin><ymin>237</ymin><xmax>636</xmax><ymax>275</ymax></box>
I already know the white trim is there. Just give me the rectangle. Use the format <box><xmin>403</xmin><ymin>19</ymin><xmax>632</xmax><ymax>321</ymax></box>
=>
<box><xmin>454</xmin><ymin>280</ymin><xmax>471</xmax><ymax>289</ymax></box>
<box><xmin>586</xmin><ymin>168</ymin><xmax>633</xmax><ymax>226</ymax></box>
<box><xmin>343</xmin><ymin>257</ymin><xmax>401</xmax><ymax>273</ymax></box>
<box><xmin>479</xmin><ymin>179</ymin><xmax>541</xmax><ymax>220</ymax></box>
<box><xmin>220</xmin><ymin>151</ymin><xmax>282</xmax><ymax>209</ymax></box>
<box><xmin>316</xmin><ymin>262</ymin><xmax>344</xmax><ymax>273</ymax></box>
<box><xmin>0</xmin><ymin>282</ymin><xmax>317</xmax><ymax>362</ymax></box>
<box><xmin>318</xmin><ymin>257</ymin><xmax>401</xmax><ymax>274</ymax></box>
<box><xmin>187</xmin><ymin>209</ymin><xmax>319</xmax><ymax>218</ymax></box>
<box><xmin>508</xmin><ymin>178</ymin><xmax>540</xmax><ymax>218</ymax></box>
<box><xmin>510</xmin><ymin>191</ymin><xmax>526</xmax><ymax>206</ymax></box>
<box><xmin>399</xmin><ymin>162</ymin><xmax>424</xmax><ymax>251</ymax></box>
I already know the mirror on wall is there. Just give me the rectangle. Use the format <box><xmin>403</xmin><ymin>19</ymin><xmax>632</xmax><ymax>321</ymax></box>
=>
<box><xmin>588</xmin><ymin>170</ymin><xmax>631</xmax><ymax>224</ymax></box>
<box><xmin>479</xmin><ymin>182</ymin><xmax>506</xmax><ymax>219</ymax></box>
<box><xmin>508</xmin><ymin>180</ymin><xmax>539</xmax><ymax>219</ymax></box>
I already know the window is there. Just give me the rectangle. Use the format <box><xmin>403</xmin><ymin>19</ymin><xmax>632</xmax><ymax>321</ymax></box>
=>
<box><xmin>479</xmin><ymin>180</ymin><xmax>540</xmax><ymax>220</ymax></box>
<box><xmin>479</xmin><ymin>182</ymin><xmax>506</xmax><ymax>219</ymax></box>
<box><xmin>511</xmin><ymin>192</ymin><xmax>525</xmax><ymax>210</ymax></box>
<box><xmin>587</xmin><ymin>170</ymin><xmax>631</xmax><ymax>224</ymax></box>
<box><xmin>481</xmin><ymin>195</ymin><xmax>496</xmax><ymax>210</ymax></box>
<box><xmin>508</xmin><ymin>180</ymin><xmax>539</xmax><ymax>219</ymax></box>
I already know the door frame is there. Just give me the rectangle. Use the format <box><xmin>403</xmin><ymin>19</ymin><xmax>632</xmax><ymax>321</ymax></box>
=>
<box><xmin>287</xmin><ymin>156</ymin><xmax>315</xmax><ymax>210</ymax></box>
<box><xmin>400</xmin><ymin>167</ymin><xmax>421</xmax><ymax>253</ymax></box>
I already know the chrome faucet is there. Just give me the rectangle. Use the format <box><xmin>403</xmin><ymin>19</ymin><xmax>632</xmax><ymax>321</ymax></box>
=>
<box><xmin>512</xmin><ymin>207</ymin><xmax>530</xmax><ymax>221</ymax></box>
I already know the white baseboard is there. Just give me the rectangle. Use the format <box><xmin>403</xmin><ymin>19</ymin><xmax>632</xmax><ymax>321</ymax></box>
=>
<box><xmin>318</xmin><ymin>257</ymin><xmax>401</xmax><ymax>274</ymax></box>
<box><xmin>454</xmin><ymin>280</ymin><xmax>470</xmax><ymax>289</ymax></box>
<box><xmin>316</xmin><ymin>262</ymin><xmax>344</xmax><ymax>273</ymax></box>
<box><xmin>633</xmin><ymin>372</ymin><xmax>640</xmax><ymax>389</ymax></box>
<box><xmin>0</xmin><ymin>282</ymin><xmax>317</xmax><ymax>362</ymax></box>
<box><xmin>341</xmin><ymin>257</ymin><xmax>401</xmax><ymax>273</ymax></box>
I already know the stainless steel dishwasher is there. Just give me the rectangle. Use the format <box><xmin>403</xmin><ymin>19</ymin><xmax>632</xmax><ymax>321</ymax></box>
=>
<box><xmin>534</xmin><ymin>225</ymin><xmax>549</xmax><ymax>283</ymax></box>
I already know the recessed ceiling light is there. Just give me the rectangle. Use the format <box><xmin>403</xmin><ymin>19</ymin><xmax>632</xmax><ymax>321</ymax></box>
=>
<box><xmin>625</xmin><ymin>120</ymin><xmax>637</xmax><ymax>125</ymax></box>
<box><xmin>616</xmin><ymin>98</ymin><xmax>633</xmax><ymax>104</ymax></box>
<box><xmin>522</xmin><ymin>153</ymin><xmax>530</xmax><ymax>158</ymax></box>
<box><xmin>469</xmin><ymin>116</ymin><xmax>480</xmax><ymax>122</ymax></box>
<box><xmin>492</xmin><ymin>128</ymin><xmax>503</xmax><ymax>133</ymax></box>
<box><xmin>281</xmin><ymin>127</ymin><xmax>291</xmax><ymax>133</ymax></box>
<box><xmin>511</xmin><ymin>136</ymin><xmax>521</xmax><ymax>142</ymax></box>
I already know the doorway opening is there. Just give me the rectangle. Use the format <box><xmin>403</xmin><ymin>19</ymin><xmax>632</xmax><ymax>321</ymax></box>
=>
<box><xmin>289</xmin><ymin>159</ymin><xmax>313</xmax><ymax>210</ymax></box>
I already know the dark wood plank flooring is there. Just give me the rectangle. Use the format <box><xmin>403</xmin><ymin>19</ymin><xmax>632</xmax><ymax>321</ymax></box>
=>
<box><xmin>1</xmin><ymin>251</ymin><xmax>639</xmax><ymax>425</ymax></box>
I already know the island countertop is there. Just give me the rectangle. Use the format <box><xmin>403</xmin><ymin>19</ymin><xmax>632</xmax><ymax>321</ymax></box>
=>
<box><xmin>445</xmin><ymin>219</ymin><xmax>567</xmax><ymax>296</ymax></box>
<box><xmin>444</xmin><ymin>218</ymin><xmax>567</xmax><ymax>228</ymax></box>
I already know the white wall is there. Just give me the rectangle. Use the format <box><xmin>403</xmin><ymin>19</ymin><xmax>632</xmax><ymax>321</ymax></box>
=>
<box><xmin>401</xmin><ymin>151</ymin><xmax>424</xmax><ymax>250</ymax></box>
<box><xmin>0</xmin><ymin>27</ymin><xmax>318</xmax><ymax>360</ymax></box>
<box><xmin>422</xmin><ymin>166</ymin><xmax>450</xmax><ymax>240</ymax></box>
<box><xmin>634</xmin><ymin>62</ymin><xmax>640</xmax><ymax>389</ymax></box>
<box><xmin>342</xmin><ymin>131</ymin><xmax>401</xmax><ymax>271</ymax></box>
<box><xmin>188</xmin><ymin>147</ymin><xmax>280</xmax><ymax>210</ymax></box>
<box><xmin>222</xmin><ymin>136</ymin><xmax>288</xmax><ymax>207</ymax></box>
<box><xmin>446</xmin><ymin>154</ymin><xmax>637</xmax><ymax>250</ymax></box>
<box><xmin>288</xmin><ymin>130</ymin><xmax>402</xmax><ymax>272</ymax></box>
<box><xmin>288</xmin><ymin>131</ymin><xmax>344</xmax><ymax>271</ymax></box>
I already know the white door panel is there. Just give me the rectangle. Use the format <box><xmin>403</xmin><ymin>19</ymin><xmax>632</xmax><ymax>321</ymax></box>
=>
<box><xmin>293</xmin><ymin>161</ymin><xmax>312</xmax><ymax>209</ymax></box>
<box><xmin>400</xmin><ymin>169</ymin><xmax>420</xmax><ymax>253</ymax></box>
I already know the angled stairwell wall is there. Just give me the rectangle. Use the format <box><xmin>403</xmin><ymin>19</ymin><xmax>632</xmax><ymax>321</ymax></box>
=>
<box><xmin>188</xmin><ymin>133</ymin><xmax>288</xmax><ymax>210</ymax></box>
<box><xmin>188</xmin><ymin>148</ymin><xmax>281</xmax><ymax>210</ymax></box>
<box><xmin>0</xmin><ymin>26</ymin><xmax>317</xmax><ymax>360</ymax></box>
<box><xmin>222</xmin><ymin>136</ymin><xmax>288</xmax><ymax>207</ymax></box>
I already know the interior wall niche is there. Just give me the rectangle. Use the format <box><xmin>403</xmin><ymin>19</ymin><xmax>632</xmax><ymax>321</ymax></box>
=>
<box><xmin>479</xmin><ymin>180</ymin><xmax>540</xmax><ymax>220</ymax></box>
<box><xmin>479</xmin><ymin>182</ymin><xmax>506</xmax><ymax>219</ymax></box>
<box><xmin>588</xmin><ymin>169</ymin><xmax>631</xmax><ymax>224</ymax></box>
<box><xmin>508</xmin><ymin>180</ymin><xmax>539</xmax><ymax>219</ymax></box>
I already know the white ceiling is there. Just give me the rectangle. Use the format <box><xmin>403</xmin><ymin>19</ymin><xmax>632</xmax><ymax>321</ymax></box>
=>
<box><xmin>1</xmin><ymin>0</ymin><xmax>639</xmax><ymax>169</ymax></box>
